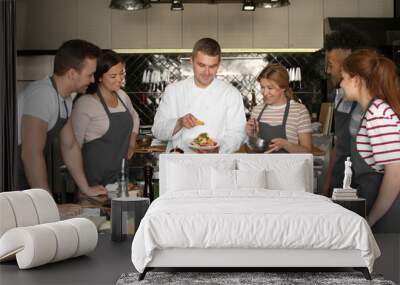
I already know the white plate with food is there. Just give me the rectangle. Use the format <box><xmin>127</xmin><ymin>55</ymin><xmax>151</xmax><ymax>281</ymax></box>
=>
<box><xmin>188</xmin><ymin>133</ymin><xmax>219</xmax><ymax>151</ymax></box>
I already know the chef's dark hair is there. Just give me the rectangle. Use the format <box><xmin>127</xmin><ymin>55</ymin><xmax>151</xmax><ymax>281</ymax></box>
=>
<box><xmin>54</xmin><ymin>39</ymin><xmax>100</xmax><ymax>75</ymax></box>
<box><xmin>325</xmin><ymin>25</ymin><xmax>370</xmax><ymax>51</ymax></box>
<box><xmin>86</xmin><ymin>50</ymin><xmax>124</xmax><ymax>94</ymax></box>
<box><xmin>192</xmin><ymin>38</ymin><xmax>221</xmax><ymax>60</ymax></box>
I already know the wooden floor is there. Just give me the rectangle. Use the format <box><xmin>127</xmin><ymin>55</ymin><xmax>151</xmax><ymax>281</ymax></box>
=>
<box><xmin>373</xmin><ymin>233</ymin><xmax>400</xmax><ymax>284</ymax></box>
<box><xmin>0</xmin><ymin>232</ymin><xmax>134</xmax><ymax>285</ymax></box>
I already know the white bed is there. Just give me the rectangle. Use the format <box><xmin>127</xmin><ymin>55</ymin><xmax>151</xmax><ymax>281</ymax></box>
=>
<box><xmin>131</xmin><ymin>154</ymin><xmax>380</xmax><ymax>280</ymax></box>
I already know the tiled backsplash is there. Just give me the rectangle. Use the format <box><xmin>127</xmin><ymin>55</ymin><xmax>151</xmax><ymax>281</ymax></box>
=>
<box><xmin>16</xmin><ymin>51</ymin><xmax>326</xmax><ymax>126</ymax></box>
<box><xmin>122</xmin><ymin>51</ymin><xmax>326</xmax><ymax>125</ymax></box>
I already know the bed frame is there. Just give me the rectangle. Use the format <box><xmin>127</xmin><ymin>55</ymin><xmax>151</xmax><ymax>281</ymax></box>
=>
<box><xmin>138</xmin><ymin>154</ymin><xmax>371</xmax><ymax>280</ymax></box>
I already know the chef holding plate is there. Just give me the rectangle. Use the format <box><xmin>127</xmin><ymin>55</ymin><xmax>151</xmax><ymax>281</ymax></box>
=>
<box><xmin>152</xmin><ymin>38</ymin><xmax>246</xmax><ymax>153</ymax></box>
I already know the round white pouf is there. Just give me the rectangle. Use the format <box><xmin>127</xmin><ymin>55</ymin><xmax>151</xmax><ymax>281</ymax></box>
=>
<box><xmin>0</xmin><ymin>196</ymin><xmax>17</xmax><ymax>237</ymax></box>
<box><xmin>24</xmin><ymin>189</ymin><xmax>60</xmax><ymax>223</ymax></box>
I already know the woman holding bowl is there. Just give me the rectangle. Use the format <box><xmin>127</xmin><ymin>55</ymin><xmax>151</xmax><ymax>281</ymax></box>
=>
<box><xmin>246</xmin><ymin>63</ymin><xmax>312</xmax><ymax>153</ymax></box>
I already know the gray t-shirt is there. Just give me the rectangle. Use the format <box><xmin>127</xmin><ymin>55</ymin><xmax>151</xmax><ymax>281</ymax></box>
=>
<box><xmin>18</xmin><ymin>77</ymin><xmax>72</xmax><ymax>144</ymax></box>
<box><xmin>334</xmin><ymin>88</ymin><xmax>363</xmax><ymax>140</ymax></box>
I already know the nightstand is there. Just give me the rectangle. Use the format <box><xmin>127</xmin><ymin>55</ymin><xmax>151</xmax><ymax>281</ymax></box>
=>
<box><xmin>332</xmin><ymin>198</ymin><xmax>366</xmax><ymax>218</ymax></box>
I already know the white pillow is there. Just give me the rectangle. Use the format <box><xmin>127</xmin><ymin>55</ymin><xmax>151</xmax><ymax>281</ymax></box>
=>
<box><xmin>266</xmin><ymin>161</ymin><xmax>307</xmax><ymax>191</ymax></box>
<box><xmin>236</xmin><ymin>169</ymin><xmax>267</xmax><ymax>189</ymax></box>
<box><xmin>211</xmin><ymin>168</ymin><xmax>236</xmax><ymax>190</ymax></box>
<box><xmin>167</xmin><ymin>162</ymin><xmax>212</xmax><ymax>191</ymax></box>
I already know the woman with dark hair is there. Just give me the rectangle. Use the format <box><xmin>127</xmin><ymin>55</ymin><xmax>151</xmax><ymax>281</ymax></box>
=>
<box><xmin>246</xmin><ymin>63</ymin><xmax>312</xmax><ymax>153</ymax></box>
<box><xmin>341</xmin><ymin>48</ymin><xmax>400</xmax><ymax>232</ymax></box>
<box><xmin>71</xmin><ymin>50</ymin><xmax>139</xmax><ymax>186</ymax></box>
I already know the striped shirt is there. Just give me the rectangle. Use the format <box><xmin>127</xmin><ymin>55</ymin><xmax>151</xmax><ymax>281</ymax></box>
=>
<box><xmin>251</xmin><ymin>100</ymin><xmax>311</xmax><ymax>144</ymax></box>
<box><xmin>356</xmin><ymin>99</ymin><xmax>400</xmax><ymax>172</ymax></box>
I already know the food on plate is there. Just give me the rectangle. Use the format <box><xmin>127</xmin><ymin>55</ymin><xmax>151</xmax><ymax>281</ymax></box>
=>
<box><xmin>191</xmin><ymin>132</ymin><xmax>218</xmax><ymax>147</ymax></box>
<box><xmin>195</xmin><ymin>118</ymin><xmax>205</xmax><ymax>126</ymax></box>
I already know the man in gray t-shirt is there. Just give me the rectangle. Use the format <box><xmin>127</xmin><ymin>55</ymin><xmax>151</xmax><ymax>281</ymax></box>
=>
<box><xmin>18</xmin><ymin>78</ymin><xmax>72</xmax><ymax>144</ymax></box>
<box><xmin>18</xmin><ymin>39</ymin><xmax>106</xmax><ymax>198</ymax></box>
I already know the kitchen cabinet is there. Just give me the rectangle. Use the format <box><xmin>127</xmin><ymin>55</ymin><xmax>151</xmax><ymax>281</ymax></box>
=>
<box><xmin>182</xmin><ymin>4</ymin><xmax>218</xmax><ymax>49</ymax></box>
<box><xmin>16</xmin><ymin>0</ymin><xmax>395</xmax><ymax>51</ymax></box>
<box><xmin>288</xmin><ymin>0</ymin><xmax>323</xmax><ymax>48</ymax></box>
<box><xmin>78</xmin><ymin>0</ymin><xmax>111</xmax><ymax>49</ymax></box>
<box><xmin>111</xmin><ymin>9</ymin><xmax>147</xmax><ymax>49</ymax></box>
<box><xmin>358</xmin><ymin>0</ymin><xmax>393</xmax><ymax>18</ymax></box>
<box><xmin>217</xmin><ymin>4</ymin><xmax>253</xmax><ymax>48</ymax></box>
<box><xmin>323</xmin><ymin>0</ymin><xmax>358</xmax><ymax>17</ymax></box>
<box><xmin>16</xmin><ymin>0</ymin><xmax>78</xmax><ymax>50</ymax></box>
<box><xmin>323</xmin><ymin>0</ymin><xmax>393</xmax><ymax>18</ymax></box>
<box><xmin>147</xmin><ymin>4</ymin><xmax>182</xmax><ymax>49</ymax></box>
<box><xmin>253</xmin><ymin>6</ymin><xmax>289</xmax><ymax>48</ymax></box>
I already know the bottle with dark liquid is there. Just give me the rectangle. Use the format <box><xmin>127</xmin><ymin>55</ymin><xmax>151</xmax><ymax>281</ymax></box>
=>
<box><xmin>143</xmin><ymin>164</ymin><xmax>154</xmax><ymax>201</ymax></box>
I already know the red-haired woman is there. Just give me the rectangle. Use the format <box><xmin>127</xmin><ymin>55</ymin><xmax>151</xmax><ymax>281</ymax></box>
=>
<box><xmin>341</xmin><ymin>48</ymin><xmax>400</xmax><ymax>232</ymax></box>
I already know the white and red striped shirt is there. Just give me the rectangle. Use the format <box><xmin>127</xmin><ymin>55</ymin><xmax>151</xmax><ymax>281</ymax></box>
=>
<box><xmin>251</xmin><ymin>100</ymin><xmax>311</xmax><ymax>144</ymax></box>
<box><xmin>356</xmin><ymin>99</ymin><xmax>400</xmax><ymax>173</ymax></box>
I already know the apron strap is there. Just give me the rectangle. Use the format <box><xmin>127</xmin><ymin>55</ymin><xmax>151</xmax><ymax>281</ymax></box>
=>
<box><xmin>350</xmin><ymin>101</ymin><xmax>357</xmax><ymax>113</ymax></box>
<box><xmin>50</xmin><ymin>76</ymin><xmax>65</xmax><ymax>120</ymax></box>
<box><xmin>257</xmin><ymin>103</ymin><xmax>269</xmax><ymax>122</ymax></box>
<box><xmin>115</xmin><ymin>92</ymin><xmax>130</xmax><ymax>113</ymax></box>
<box><xmin>335</xmin><ymin>96</ymin><xmax>357</xmax><ymax>114</ymax></box>
<box><xmin>281</xmin><ymin>100</ymin><xmax>291</xmax><ymax>126</ymax></box>
<box><xmin>96</xmin><ymin>89</ymin><xmax>112</xmax><ymax>117</ymax></box>
<box><xmin>335</xmin><ymin>97</ymin><xmax>343</xmax><ymax>111</ymax></box>
<box><xmin>256</xmin><ymin>100</ymin><xmax>290</xmax><ymax>125</ymax></box>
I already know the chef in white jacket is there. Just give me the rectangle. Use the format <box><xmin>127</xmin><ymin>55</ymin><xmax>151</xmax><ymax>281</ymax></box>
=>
<box><xmin>152</xmin><ymin>38</ymin><xmax>247</xmax><ymax>153</ymax></box>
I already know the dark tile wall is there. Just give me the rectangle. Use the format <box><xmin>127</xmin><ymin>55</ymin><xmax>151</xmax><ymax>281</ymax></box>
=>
<box><xmin>122</xmin><ymin>51</ymin><xmax>326</xmax><ymax>126</ymax></box>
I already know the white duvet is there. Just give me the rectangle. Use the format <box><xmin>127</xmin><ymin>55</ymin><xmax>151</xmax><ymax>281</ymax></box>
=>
<box><xmin>131</xmin><ymin>190</ymin><xmax>380</xmax><ymax>273</ymax></box>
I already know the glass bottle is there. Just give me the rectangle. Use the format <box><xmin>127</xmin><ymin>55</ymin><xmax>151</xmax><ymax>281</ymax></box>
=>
<box><xmin>118</xmin><ymin>159</ymin><xmax>129</xmax><ymax>198</ymax></box>
<box><xmin>143</xmin><ymin>164</ymin><xmax>154</xmax><ymax>201</ymax></box>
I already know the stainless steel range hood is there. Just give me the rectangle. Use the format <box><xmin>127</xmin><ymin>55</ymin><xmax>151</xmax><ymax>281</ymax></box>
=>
<box><xmin>325</xmin><ymin>18</ymin><xmax>400</xmax><ymax>47</ymax></box>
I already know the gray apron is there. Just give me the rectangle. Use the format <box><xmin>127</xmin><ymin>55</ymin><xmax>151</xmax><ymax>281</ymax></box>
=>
<box><xmin>330</xmin><ymin>98</ymin><xmax>357</xmax><ymax>191</ymax></box>
<box><xmin>257</xmin><ymin>100</ymin><xmax>290</xmax><ymax>154</ymax></box>
<box><xmin>81</xmin><ymin>90</ymin><xmax>133</xmax><ymax>186</ymax></box>
<box><xmin>351</xmin><ymin>99</ymin><xmax>400</xmax><ymax>233</ymax></box>
<box><xmin>17</xmin><ymin>77</ymin><xmax>68</xmax><ymax>194</ymax></box>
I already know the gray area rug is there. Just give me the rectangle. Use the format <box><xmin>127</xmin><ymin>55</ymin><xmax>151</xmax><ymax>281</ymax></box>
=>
<box><xmin>116</xmin><ymin>271</ymin><xmax>396</xmax><ymax>285</ymax></box>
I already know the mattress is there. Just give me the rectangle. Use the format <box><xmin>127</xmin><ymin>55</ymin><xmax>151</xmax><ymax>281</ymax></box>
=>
<box><xmin>131</xmin><ymin>190</ymin><xmax>380</xmax><ymax>273</ymax></box>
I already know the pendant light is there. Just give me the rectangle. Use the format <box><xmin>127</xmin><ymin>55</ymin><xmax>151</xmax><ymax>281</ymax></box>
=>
<box><xmin>242</xmin><ymin>0</ymin><xmax>256</xmax><ymax>11</ymax></box>
<box><xmin>257</xmin><ymin>0</ymin><xmax>290</xmax><ymax>8</ymax></box>
<box><xmin>170</xmin><ymin>0</ymin><xmax>184</xmax><ymax>11</ymax></box>
<box><xmin>109</xmin><ymin>0</ymin><xmax>151</xmax><ymax>11</ymax></box>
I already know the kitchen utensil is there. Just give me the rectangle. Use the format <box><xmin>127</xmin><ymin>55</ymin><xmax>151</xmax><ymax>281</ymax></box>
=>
<box><xmin>296</xmin><ymin>67</ymin><xmax>302</xmax><ymax>89</ymax></box>
<box><xmin>247</xmin><ymin>118</ymin><xmax>268</xmax><ymax>153</ymax></box>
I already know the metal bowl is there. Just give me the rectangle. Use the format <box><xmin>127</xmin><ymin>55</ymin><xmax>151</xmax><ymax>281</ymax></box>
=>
<box><xmin>247</xmin><ymin>136</ymin><xmax>269</xmax><ymax>153</ymax></box>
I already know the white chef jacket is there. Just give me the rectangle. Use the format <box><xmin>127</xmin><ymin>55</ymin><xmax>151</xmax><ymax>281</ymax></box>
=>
<box><xmin>152</xmin><ymin>77</ymin><xmax>247</xmax><ymax>153</ymax></box>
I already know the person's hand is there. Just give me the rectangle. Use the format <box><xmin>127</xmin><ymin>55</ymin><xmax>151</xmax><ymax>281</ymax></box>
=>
<box><xmin>127</xmin><ymin>146</ymin><xmax>135</xmax><ymax>159</ymax></box>
<box><xmin>81</xmin><ymin>185</ymin><xmax>107</xmax><ymax>197</ymax></box>
<box><xmin>177</xmin><ymin>113</ymin><xmax>201</xmax><ymax>129</ymax></box>
<box><xmin>265</xmin><ymin>138</ymin><xmax>289</xmax><ymax>153</ymax></box>
<box><xmin>246</xmin><ymin>118</ymin><xmax>258</xmax><ymax>137</ymax></box>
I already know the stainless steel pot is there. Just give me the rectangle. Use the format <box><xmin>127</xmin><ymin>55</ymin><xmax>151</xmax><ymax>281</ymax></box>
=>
<box><xmin>247</xmin><ymin>136</ymin><xmax>268</xmax><ymax>153</ymax></box>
